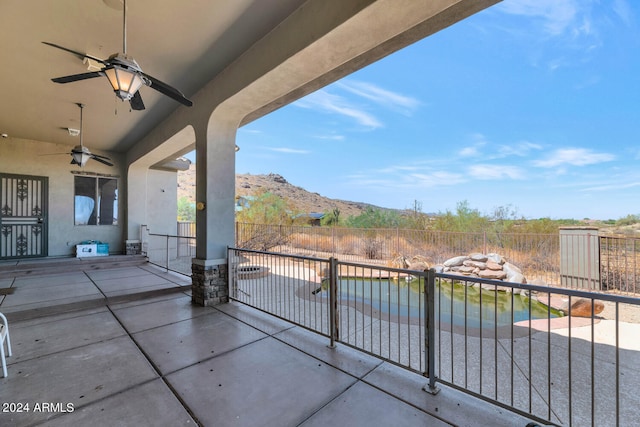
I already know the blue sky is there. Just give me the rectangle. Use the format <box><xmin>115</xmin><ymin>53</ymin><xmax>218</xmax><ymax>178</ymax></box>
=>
<box><xmin>230</xmin><ymin>0</ymin><xmax>640</xmax><ymax>220</ymax></box>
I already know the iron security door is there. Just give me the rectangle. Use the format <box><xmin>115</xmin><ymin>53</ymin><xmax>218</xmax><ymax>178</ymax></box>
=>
<box><xmin>0</xmin><ymin>174</ymin><xmax>48</xmax><ymax>259</ymax></box>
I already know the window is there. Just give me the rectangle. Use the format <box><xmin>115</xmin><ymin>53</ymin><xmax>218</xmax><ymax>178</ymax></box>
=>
<box><xmin>74</xmin><ymin>176</ymin><xmax>118</xmax><ymax>225</ymax></box>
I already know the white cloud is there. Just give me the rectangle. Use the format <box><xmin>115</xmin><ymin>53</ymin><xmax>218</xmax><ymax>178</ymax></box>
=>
<box><xmin>239</xmin><ymin>128</ymin><xmax>262</xmax><ymax>134</ymax></box>
<box><xmin>497</xmin><ymin>141</ymin><xmax>543</xmax><ymax>157</ymax></box>
<box><xmin>468</xmin><ymin>164</ymin><xmax>525</xmax><ymax>180</ymax></box>
<box><xmin>459</xmin><ymin>136</ymin><xmax>542</xmax><ymax>159</ymax></box>
<box><xmin>409</xmin><ymin>171</ymin><xmax>466</xmax><ymax>187</ymax></box>
<box><xmin>266</xmin><ymin>147</ymin><xmax>310</xmax><ymax>154</ymax></box>
<box><xmin>581</xmin><ymin>181</ymin><xmax>640</xmax><ymax>192</ymax></box>
<box><xmin>337</xmin><ymin>80</ymin><xmax>421</xmax><ymax>114</ymax></box>
<box><xmin>459</xmin><ymin>145</ymin><xmax>482</xmax><ymax>157</ymax></box>
<box><xmin>294</xmin><ymin>90</ymin><xmax>382</xmax><ymax>129</ymax></box>
<box><xmin>498</xmin><ymin>0</ymin><xmax>579</xmax><ymax>36</ymax></box>
<box><xmin>313</xmin><ymin>134</ymin><xmax>345</xmax><ymax>141</ymax></box>
<box><xmin>613</xmin><ymin>0</ymin><xmax>633</xmax><ymax>26</ymax></box>
<box><xmin>532</xmin><ymin>148</ymin><xmax>615</xmax><ymax>168</ymax></box>
<box><xmin>377</xmin><ymin>165</ymin><xmax>423</xmax><ymax>174</ymax></box>
<box><xmin>458</xmin><ymin>133</ymin><xmax>488</xmax><ymax>157</ymax></box>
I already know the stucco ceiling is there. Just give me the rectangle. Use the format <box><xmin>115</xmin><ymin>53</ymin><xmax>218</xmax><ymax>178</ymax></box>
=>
<box><xmin>0</xmin><ymin>0</ymin><xmax>305</xmax><ymax>153</ymax></box>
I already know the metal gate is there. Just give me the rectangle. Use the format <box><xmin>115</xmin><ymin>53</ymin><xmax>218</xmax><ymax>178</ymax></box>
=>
<box><xmin>0</xmin><ymin>174</ymin><xmax>48</xmax><ymax>259</ymax></box>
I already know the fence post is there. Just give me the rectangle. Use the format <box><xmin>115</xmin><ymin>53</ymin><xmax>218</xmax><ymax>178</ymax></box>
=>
<box><xmin>165</xmin><ymin>235</ymin><xmax>170</xmax><ymax>272</ymax></box>
<box><xmin>483</xmin><ymin>231</ymin><xmax>487</xmax><ymax>255</ymax></box>
<box><xmin>423</xmin><ymin>268</ymin><xmax>440</xmax><ymax>394</ymax></box>
<box><xmin>328</xmin><ymin>257</ymin><xmax>339</xmax><ymax>348</ymax></box>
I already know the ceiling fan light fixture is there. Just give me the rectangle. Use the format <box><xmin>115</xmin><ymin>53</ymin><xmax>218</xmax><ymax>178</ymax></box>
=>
<box><xmin>104</xmin><ymin>65</ymin><xmax>144</xmax><ymax>101</ymax></box>
<box><xmin>71</xmin><ymin>146</ymin><xmax>91</xmax><ymax>167</ymax></box>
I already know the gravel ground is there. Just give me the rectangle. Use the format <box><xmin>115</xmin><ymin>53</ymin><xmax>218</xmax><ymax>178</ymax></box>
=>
<box><xmin>600</xmin><ymin>299</ymin><xmax>640</xmax><ymax>323</ymax></box>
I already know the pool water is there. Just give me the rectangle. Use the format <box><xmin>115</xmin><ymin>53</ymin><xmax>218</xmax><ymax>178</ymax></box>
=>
<box><xmin>332</xmin><ymin>277</ymin><xmax>561</xmax><ymax>329</ymax></box>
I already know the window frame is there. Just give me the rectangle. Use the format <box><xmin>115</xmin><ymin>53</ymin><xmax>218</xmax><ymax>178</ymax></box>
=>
<box><xmin>73</xmin><ymin>175</ymin><xmax>118</xmax><ymax>226</ymax></box>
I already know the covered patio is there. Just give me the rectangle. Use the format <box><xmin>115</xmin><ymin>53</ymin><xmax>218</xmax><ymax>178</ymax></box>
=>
<box><xmin>0</xmin><ymin>260</ymin><xmax>535</xmax><ymax>426</ymax></box>
<box><xmin>0</xmin><ymin>0</ymin><xmax>550</xmax><ymax>425</ymax></box>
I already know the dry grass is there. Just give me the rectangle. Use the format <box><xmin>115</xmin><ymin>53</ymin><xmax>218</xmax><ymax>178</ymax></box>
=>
<box><xmin>236</xmin><ymin>224</ymin><xmax>640</xmax><ymax>294</ymax></box>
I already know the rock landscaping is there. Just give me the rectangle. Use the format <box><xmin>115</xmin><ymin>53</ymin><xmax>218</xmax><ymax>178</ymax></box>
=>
<box><xmin>435</xmin><ymin>252</ymin><xmax>527</xmax><ymax>284</ymax></box>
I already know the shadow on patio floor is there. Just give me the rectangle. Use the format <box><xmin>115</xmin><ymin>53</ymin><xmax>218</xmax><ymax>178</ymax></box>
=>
<box><xmin>0</xmin><ymin>259</ymin><xmax>538</xmax><ymax>427</ymax></box>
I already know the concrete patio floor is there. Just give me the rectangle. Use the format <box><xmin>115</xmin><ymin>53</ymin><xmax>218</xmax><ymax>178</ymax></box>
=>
<box><xmin>0</xmin><ymin>259</ymin><xmax>539</xmax><ymax>426</ymax></box>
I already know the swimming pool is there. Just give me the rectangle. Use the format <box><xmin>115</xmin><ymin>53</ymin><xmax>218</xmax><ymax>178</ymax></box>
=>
<box><xmin>330</xmin><ymin>277</ymin><xmax>560</xmax><ymax>329</ymax></box>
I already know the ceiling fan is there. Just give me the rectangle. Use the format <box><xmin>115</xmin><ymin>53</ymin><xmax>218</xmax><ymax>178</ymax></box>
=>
<box><xmin>42</xmin><ymin>0</ymin><xmax>192</xmax><ymax>111</ymax></box>
<box><xmin>70</xmin><ymin>103</ymin><xmax>113</xmax><ymax>167</ymax></box>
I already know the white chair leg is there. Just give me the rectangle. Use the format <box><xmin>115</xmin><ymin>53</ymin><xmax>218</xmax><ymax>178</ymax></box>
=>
<box><xmin>0</xmin><ymin>343</ymin><xmax>6</xmax><ymax>378</ymax></box>
<box><xmin>5</xmin><ymin>329</ymin><xmax>10</xmax><ymax>357</ymax></box>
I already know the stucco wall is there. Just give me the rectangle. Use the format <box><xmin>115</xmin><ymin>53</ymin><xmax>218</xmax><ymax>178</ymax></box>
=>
<box><xmin>0</xmin><ymin>137</ymin><xmax>126</xmax><ymax>257</ymax></box>
<box><xmin>146</xmin><ymin>169</ymin><xmax>179</xmax><ymax>235</ymax></box>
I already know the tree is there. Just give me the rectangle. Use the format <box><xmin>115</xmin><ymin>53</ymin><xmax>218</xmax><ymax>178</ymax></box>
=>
<box><xmin>235</xmin><ymin>191</ymin><xmax>303</xmax><ymax>225</ymax></box>
<box><xmin>321</xmin><ymin>207</ymin><xmax>341</xmax><ymax>226</ymax></box>
<box><xmin>400</xmin><ymin>200</ymin><xmax>431</xmax><ymax>230</ymax></box>
<box><xmin>345</xmin><ymin>207</ymin><xmax>401</xmax><ymax>229</ymax></box>
<box><xmin>432</xmin><ymin>200</ymin><xmax>488</xmax><ymax>232</ymax></box>
<box><xmin>177</xmin><ymin>196</ymin><xmax>195</xmax><ymax>222</ymax></box>
<box><xmin>616</xmin><ymin>214</ymin><xmax>640</xmax><ymax>227</ymax></box>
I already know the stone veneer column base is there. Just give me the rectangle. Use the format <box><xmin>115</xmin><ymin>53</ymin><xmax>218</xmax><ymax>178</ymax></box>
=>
<box><xmin>125</xmin><ymin>240</ymin><xmax>142</xmax><ymax>255</ymax></box>
<box><xmin>191</xmin><ymin>258</ymin><xmax>228</xmax><ymax>306</ymax></box>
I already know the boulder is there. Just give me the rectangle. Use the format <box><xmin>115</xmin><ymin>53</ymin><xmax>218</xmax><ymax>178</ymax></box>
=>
<box><xmin>469</xmin><ymin>253</ymin><xmax>488</xmax><ymax>262</ymax></box>
<box><xmin>486</xmin><ymin>253</ymin><xmax>504</xmax><ymax>264</ymax></box>
<box><xmin>408</xmin><ymin>261</ymin><xmax>429</xmax><ymax>271</ymax></box>
<box><xmin>432</xmin><ymin>265</ymin><xmax>445</xmax><ymax>274</ymax></box>
<box><xmin>453</xmin><ymin>266</ymin><xmax>476</xmax><ymax>274</ymax></box>
<box><xmin>478</xmin><ymin>269</ymin><xmax>507</xmax><ymax>280</ymax></box>
<box><xmin>388</xmin><ymin>255</ymin><xmax>409</xmax><ymax>269</ymax></box>
<box><xmin>443</xmin><ymin>255</ymin><xmax>469</xmax><ymax>267</ymax></box>
<box><xmin>564</xmin><ymin>298</ymin><xmax>605</xmax><ymax>317</ymax></box>
<box><xmin>463</xmin><ymin>260</ymin><xmax>487</xmax><ymax>269</ymax></box>
<box><xmin>486</xmin><ymin>260</ymin><xmax>502</xmax><ymax>271</ymax></box>
<box><xmin>503</xmin><ymin>262</ymin><xmax>522</xmax><ymax>276</ymax></box>
<box><xmin>506</xmin><ymin>272</ymin><xmax>526</xmax><ymax>284</ymax></box>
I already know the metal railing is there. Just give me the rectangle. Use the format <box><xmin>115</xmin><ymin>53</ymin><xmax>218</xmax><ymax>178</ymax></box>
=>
<box><xmin>230</xmin><ymin>222</ymin><xmax>640</xmax><ymax>295</ymax></box>
<box><xmin>600</xmin><ymin>234</ymin><xmax>640</xmax><ymax>293</ymax></box>
<box><xmin>228</xmin><ymin>247</ymin><xmax>640</xmax><ymax>427</ymax></box>
<box><xmin>177</xmin><ymin>221</ymin><xmax>196</xmax><ymax>238</ymax></box>
<box><xmin>141</xmin><ymin>225</ymin><xmax>195</xmax><ymax>276</ymax></box>
<box><xmin>234</xmin><ymin>223</ymin><xmax>561</xmax><ymax>285</ymax></box>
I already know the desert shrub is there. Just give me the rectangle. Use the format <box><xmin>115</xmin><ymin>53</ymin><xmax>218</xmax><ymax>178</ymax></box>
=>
<box><xmin>236</xmin><ymin>223</ymin><xmax>290</xmax><ymax>251</ymax></box>
<box><xmin>362</xmin><ymin>238</ymin><xmax>383</xmax><ymax>259</ymax></box>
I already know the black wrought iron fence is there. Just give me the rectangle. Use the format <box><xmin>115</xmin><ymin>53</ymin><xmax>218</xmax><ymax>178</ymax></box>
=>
<box><xmin>228</xmin><ymin>247</ymin><xmax>640</xmax><ymax>427</ymax></box>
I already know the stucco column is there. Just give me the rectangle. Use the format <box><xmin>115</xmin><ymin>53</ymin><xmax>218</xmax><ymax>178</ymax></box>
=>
<box><xmin>125</xmin><ymin>164</ymin><xmax>147</xmax><ymax>255</ymax></box>
<box><xmin>191</xmin><ymin>120</ymin><xmax>237</xmax><ymax>306</ymax></box>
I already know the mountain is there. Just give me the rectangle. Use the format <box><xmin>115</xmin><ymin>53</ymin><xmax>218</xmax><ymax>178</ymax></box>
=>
<box><xmin>177</xmin><ymin>164</ymin><xmax>382</xmax><ymax>218</ymax></box>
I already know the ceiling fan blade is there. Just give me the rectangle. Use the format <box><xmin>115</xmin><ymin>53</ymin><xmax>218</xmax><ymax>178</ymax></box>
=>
<box><xmin>91</xmin><ymin>153</ymin><xmax>111</xmax><ymax>160</ymax></box>
<box><xmin>130</xmin><ymin>91</ymin><xmax>145</xmax><ymax>110</ymax></box>
<box><xmin>52</xmin><ymin>72</ymin><xmax>104</xmax><ymax>84</ymax></box>
<box><xmin>91</xmin><ymin>156</ymin><xmax>114</xmax><ymax>167</ymax></box>
<box><xmin>70</xmin><ymin>158</ymin><xmax>79</xmax><ymax>165</ymax></box>
<box><xmin>42</xmin><ymin>42</ymin><xmax>108</xmax><ymax>65</ymax></box>
<box><xmin>142</xmin><ymin>73</ymin><xmax>193</xmax><ymax>107</ymax></box>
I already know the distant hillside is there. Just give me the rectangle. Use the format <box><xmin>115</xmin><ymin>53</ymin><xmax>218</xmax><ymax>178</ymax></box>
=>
<box><xmin>177</xmin><ymin>164</ymin><xmax>385</xmax><ymax>218</ymax></box>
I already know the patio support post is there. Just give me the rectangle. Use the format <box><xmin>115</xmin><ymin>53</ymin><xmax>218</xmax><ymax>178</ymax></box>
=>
<box><xmin>423</xmin><ymin>268</ymin><xmax>440</xmax><ymax>394</ymax></box>
<box><xmin>190</xmin><ymin>121</ymin><xmax>236</xmax><ymax>306</ymax></box>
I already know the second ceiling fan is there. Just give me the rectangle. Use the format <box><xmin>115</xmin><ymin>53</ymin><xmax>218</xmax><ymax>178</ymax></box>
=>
<box><xmin>43</xmin><ymin>0</ymin><xmax>193</xmax><ymax>111</ymax></box>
